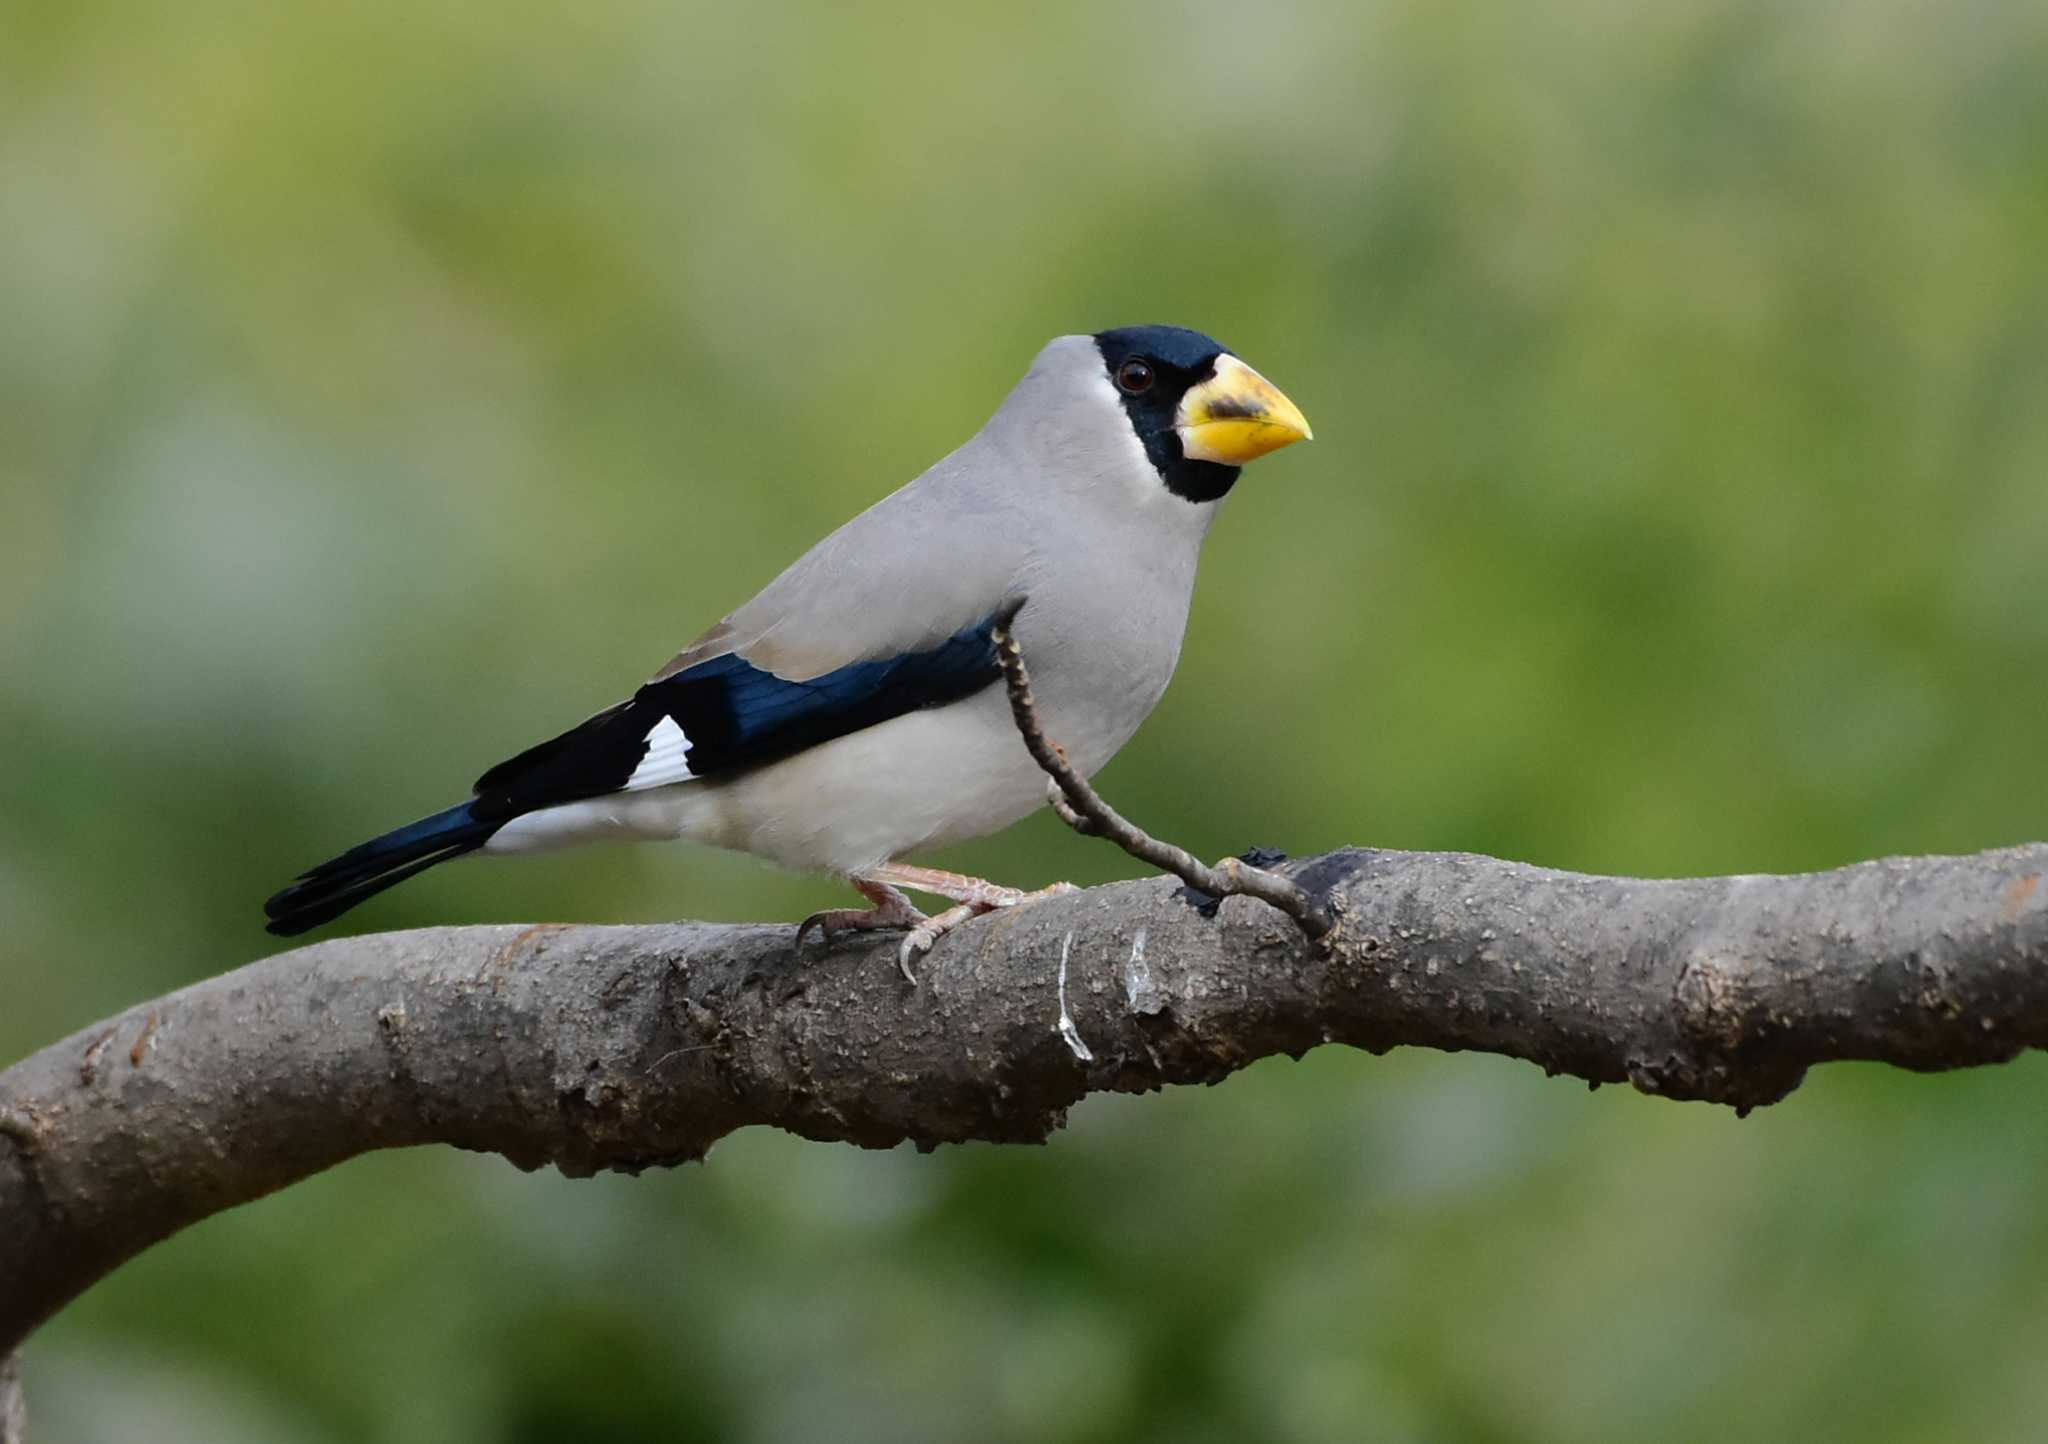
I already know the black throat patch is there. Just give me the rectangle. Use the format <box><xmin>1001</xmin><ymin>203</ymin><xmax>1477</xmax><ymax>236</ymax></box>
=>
<box><xmin>1092</xmin><ymin>325</ymin><xmax>1243</xmax><ymax>505</ymax></box>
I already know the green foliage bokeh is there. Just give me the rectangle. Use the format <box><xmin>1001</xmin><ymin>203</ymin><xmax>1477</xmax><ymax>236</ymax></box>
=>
<box><xmin>5</xmin><ymin>2</ymin><xmax>2047</xmax><ymax>1440</ymax></box>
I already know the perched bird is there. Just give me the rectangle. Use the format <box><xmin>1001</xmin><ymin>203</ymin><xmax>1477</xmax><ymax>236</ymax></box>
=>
<box><xmin>264</xmin><ymin>325</ymin><xmax>1312</xmax><ymax>972</ymax></box>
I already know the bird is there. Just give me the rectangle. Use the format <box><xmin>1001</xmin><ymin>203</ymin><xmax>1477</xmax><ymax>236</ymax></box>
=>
<box><xmin>263</xmin><ymin>324</ymin><xmax>1312</xmax><ymax>975</ymax></box>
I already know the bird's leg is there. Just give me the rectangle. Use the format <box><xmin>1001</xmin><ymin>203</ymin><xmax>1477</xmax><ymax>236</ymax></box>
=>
<box><xmin>866</xmin><ymin>863</ymin><xmax>1080</xmax><ymax>981</ymax></box>
<box><xmin>795</xmin><ymin>878</ymin><xmax>929</xmax><ymax>951</ymax></box>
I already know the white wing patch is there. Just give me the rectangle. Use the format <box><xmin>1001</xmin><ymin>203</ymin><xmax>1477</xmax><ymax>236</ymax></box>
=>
<box><xmin>623</xmin><ymin>714</ymin><xmax>695</xmax><ymax>791</ymax></box>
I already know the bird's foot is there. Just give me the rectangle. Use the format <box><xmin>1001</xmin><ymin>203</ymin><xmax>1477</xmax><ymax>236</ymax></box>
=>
<box><xmin>795</xmin><ymin>880</ymin><xmax>928</xmax><ymax>951</ymax></box>
<box><xmin>870</xmin><ymin>865</ymin><xmax>1081</xmax><ymax>983</ymax></box>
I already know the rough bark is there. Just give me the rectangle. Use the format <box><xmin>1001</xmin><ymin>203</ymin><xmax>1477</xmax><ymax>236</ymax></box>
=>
<box><xmin>3</xmin><ymin>842</ymin><xmax>2046</xmax><ymax>1364</ymax></box>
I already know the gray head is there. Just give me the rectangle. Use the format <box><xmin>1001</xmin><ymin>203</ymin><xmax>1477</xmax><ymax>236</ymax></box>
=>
<box><xmin>984</xmin><ymin>326</ymin><xmax>1311</xmax><ymax>513</ymax></box>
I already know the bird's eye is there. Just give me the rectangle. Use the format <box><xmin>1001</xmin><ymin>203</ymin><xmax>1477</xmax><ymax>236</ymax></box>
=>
<box><xmin>1116</xmin><ymin>358</ymin><xmax>1155</xmax><ymax>394</ymax></box>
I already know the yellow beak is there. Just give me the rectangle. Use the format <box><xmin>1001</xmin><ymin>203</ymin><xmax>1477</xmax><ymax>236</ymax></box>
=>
<box><xmin>1175</xmin><ymin>353</ymin><xmax>1313</xmax><ymax>465</ymax></box>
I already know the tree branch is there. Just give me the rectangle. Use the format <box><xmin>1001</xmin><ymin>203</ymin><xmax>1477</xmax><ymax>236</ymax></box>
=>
<box><xmin>3</xmin><ymin>841</ymin><xmax>2046</xmax><ymax>1363</ymax></box>
<box><xmin>992</xmin><ymin>596</ymin><xmax>1334</xmax><ymax>936</ymax></box>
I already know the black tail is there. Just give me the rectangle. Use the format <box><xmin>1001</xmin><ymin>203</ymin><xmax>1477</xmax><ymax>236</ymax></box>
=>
<box><xmin>264</xmin><ymin>800</ymin><xmax>499</xmax><ymax>936</ymax></box>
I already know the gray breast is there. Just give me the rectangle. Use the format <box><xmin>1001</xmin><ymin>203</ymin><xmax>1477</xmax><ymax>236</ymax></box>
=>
<box><xmin>1006</xmin><ymin>506</ymin><xmax>1212</xmax><ymax>778</ymax></box>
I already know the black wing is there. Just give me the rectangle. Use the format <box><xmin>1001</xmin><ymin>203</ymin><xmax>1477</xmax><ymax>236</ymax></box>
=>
<box><xmin>466</xmin><ymin>608</ymin><xmax>1005</xmax><ymax>820</ymax></box>
<box><xmin>264</xmin><ymin>609</ymin><xmax>1006</xmax><ymax>936</ymax></box>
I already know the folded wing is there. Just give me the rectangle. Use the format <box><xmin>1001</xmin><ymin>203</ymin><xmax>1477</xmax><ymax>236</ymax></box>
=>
<box><xmin>468</xmin><ymin>609</ymin><xmax>1008</xmax><ymax>819</ymax></box>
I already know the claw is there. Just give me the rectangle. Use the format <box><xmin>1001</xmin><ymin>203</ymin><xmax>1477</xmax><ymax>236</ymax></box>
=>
<box><xmin>811</xmin><ymin>866</ymin><xmax>1079</xmax><ymax>982</ymax></box>
<box><xmin>795</xmin><ymin>880</ymin><xmax>926</xmax><ymax>953</ymax></box>
<box><xmin>897</xmin><ymin>902</ymin><xmax>982</xmax><ymax>983</ymax></box>
<box><xmin>795</xmin><ymin>909</ymin><xmax>858</xmax><ymax>949</ymax></box>
<box><xmin>884</xmin><ymin>878</ymin><xmax>1081</xmax><ymax>982</ymax></box>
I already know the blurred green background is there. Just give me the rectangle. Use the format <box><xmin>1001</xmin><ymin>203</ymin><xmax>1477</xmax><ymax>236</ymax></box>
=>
<box><xmin>5</xmin><ymin>0</ymin><xmax>2047</xmax><ymax>1439</ymax></box>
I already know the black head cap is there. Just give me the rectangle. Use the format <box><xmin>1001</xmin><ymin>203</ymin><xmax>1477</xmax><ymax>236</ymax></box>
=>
<box><xmin>1092</xmin><ymin>324</ymin><xmax>1239</xmax><ymax>504</ymax></box>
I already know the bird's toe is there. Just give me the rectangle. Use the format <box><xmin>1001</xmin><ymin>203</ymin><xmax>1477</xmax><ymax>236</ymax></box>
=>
<box><xmin>796</xmin><ymin>900</ymin><xmax>927</xmax><ymax>951</ymax></box>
